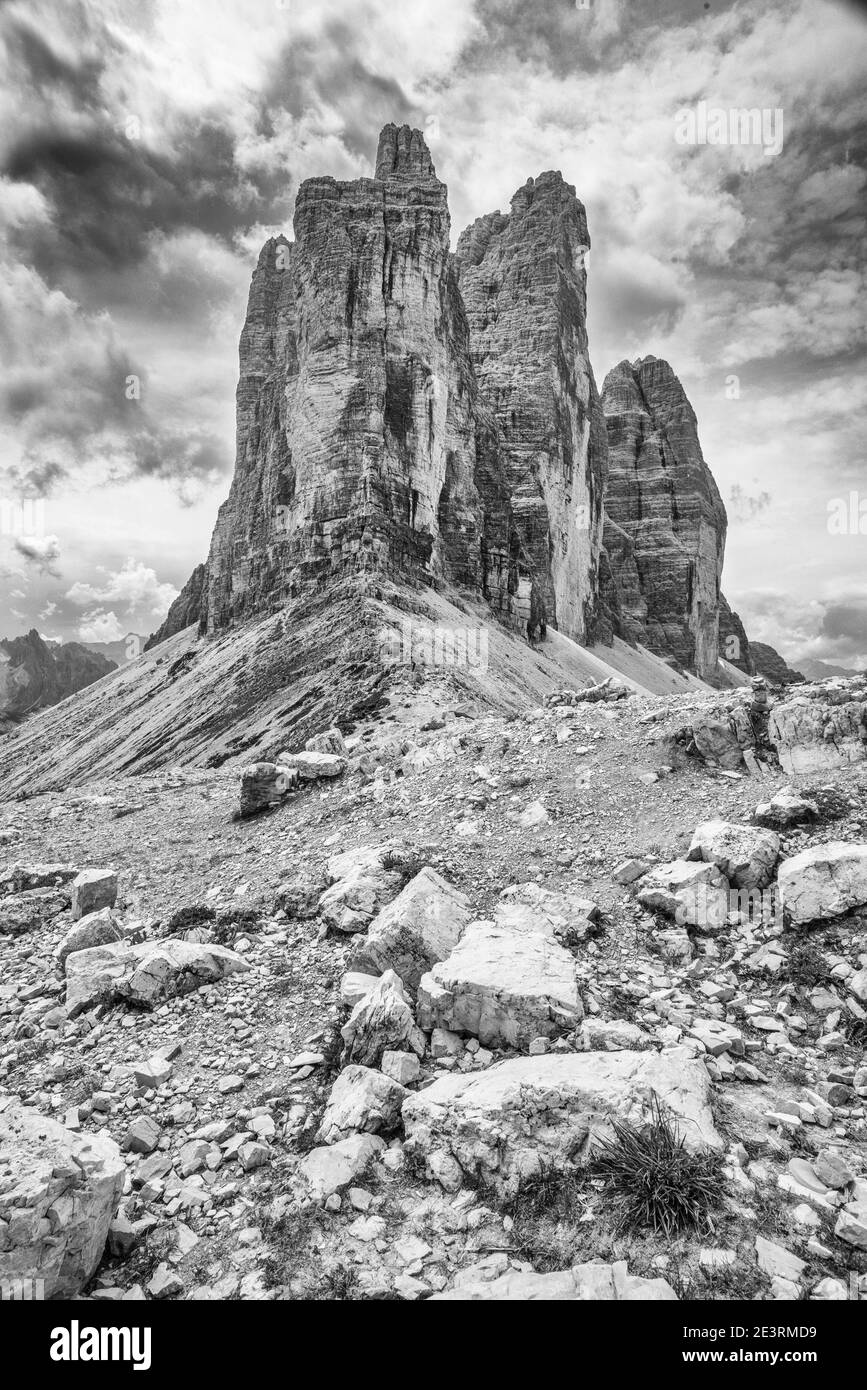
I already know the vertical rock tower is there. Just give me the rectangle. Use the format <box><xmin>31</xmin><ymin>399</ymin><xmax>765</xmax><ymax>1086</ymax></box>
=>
<box><xmin>600</xmin><ymin>356</ymin><xmax>727</xmax><ymax>680</ymax></box>
<box><xmin>455</xmin><ymin>173</ymin><xmax>607</xmax><ymax>642</ymax></box>
<box><xmin>200</xmin><ymin>124</ymin><xmax>521</xmax><ymax>636</ymax></box>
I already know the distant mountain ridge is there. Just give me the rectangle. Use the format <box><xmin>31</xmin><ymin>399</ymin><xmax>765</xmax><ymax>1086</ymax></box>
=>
<box><xmin>0</xmin><ymin>629</ymin><xmax>116</xmax><ymax>723</ymax></box>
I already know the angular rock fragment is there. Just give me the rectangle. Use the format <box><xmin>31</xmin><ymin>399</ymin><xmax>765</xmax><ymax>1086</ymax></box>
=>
<box><xmin>318</xmin><ymin>850</ymin><xmax>403</xmax><ymax>934</ymax></box>
<box><xmin>317</xmin><ymin>1065</ymin><xmax>408</xmax><ymax>1144</ymax></box>
<box><xmin>277</xmin><ymin>750</ymin><xmax>345</xmax><ymax>781</ymax></box>
<box><xmin>341</xmin><ymin>970</ymin><xmax>425</xmax><ymax>1067</ymax></box>
<box><xmin>348</xmin><ymin>867</ymin><xmax>471</xmax><ymax>989</ymax></box>
<box><xmin>56</xmin><ymin>907</ymin><xmax>124</xmax><ymax>969</ymax></box>
<box><xmin>687</xmin><ymin>819</ymin><xmax>780</xmax><ymax>890</ymax></box>
<box><xmin>753</xmin><ymin>790</ymin><xmax>818</xmax><ymax>830</ymax></box>
<box><xmin>71</xmin><ymin>868</ymin><xmax>118</xmax><ymax>921</ymax></box>
<box><xmin>239</xmin><ymin>762</ymin><xmax>299</xmax><ymax>818</ymax></box>
<box><xmin>770</xmin><ymin>690</ymin><xmax>867</xmax><ymax>774</ymax></box>
<box><xmin>295</xmin><ymin>1135</ymin><xmax>386</xmax><ymax>1202</ymax></box>
<box><xmin>417</xmin><ymin>919</ymin><xmax>582</xmax><ymax>1049</ymax></box>
<box><xmin>0</xmin><ymin>1103</ymin><xmax>125</xmax><ymax>1298</ymax></box>
<box><xmin>637</xmin><ymin>859</ymin><xmax>730</xmax><ymax>929</ymax></box>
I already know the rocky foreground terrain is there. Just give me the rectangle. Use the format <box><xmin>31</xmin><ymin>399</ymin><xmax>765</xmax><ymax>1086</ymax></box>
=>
<box><xmin>1</xmin><ymin>671</ymin><xmax>866</xmax><ymax>1303</ymax></box>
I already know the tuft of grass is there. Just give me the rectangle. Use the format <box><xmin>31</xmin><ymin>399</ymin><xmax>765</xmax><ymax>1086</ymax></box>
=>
<box><xmin>592</xmin><ymin>1096</ymin><xmax>724</xmax><ymax>1240</ymax></box>
<box><xmin>379</xmin><ymin>845</ymin><xmax>426</xmax><ymax>884</ymax></box>
<box><xmin>503</xmin><ymin>1169</ymin><xmax>595</xmax><ymax>1272</ymax></box>
<box><xmin>782</xmin><ymin>939</ymin><xmax>829</xmax><ymax>989</ymax></box>
<box><xmin>161</xmin><ymin>903</ymin><xmax>216</xmax><ymax>937</ymax></box>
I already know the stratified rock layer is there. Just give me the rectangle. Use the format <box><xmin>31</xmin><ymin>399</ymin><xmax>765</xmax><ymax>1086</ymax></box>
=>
<box><xmin>600</xmin><ymin>357</ymin><xmax>727</xmax><ymax>680</ymax></box>
<box><xmin>456</xmin><ymin>174</ymin><xmax>606</xmax><ymax>641</ymax></box>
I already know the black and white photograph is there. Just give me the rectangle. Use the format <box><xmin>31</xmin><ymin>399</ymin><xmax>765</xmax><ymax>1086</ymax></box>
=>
<box><xmin>0</xmin><ymin>0</ymin><xmax>866</xmax><ymax>1348</ymax></box>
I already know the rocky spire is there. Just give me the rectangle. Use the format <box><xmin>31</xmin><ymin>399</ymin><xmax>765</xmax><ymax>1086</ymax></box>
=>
<box><xmin>374</xmin><ymin>123</ymin><xmax>437</xmax><ymax>181</ymax></box>
<box><xmin>455</xmin><ymin>170</ymin><xmax>607</xmax><ymax>642</ymax></box>
<box><xmin>600</xmin><ymin>356</ymin><xmax>727</xmax><ymax>681</ymax></box>
<box><xmin>185</xmin><ymin>125</ymin><xmax>526</xmax><ymax>637</ymax></box>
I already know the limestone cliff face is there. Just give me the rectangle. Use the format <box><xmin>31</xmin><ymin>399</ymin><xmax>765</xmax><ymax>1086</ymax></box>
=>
<box><xmin>455</xmin><ymin>174</ymin><xmax>607</xmax><ymax>641</ymax></box>
<box><xmin>199</xmin><ymin>124</ymin><xmax>528</xmax><ymax>637</ymax></box>
<box><xmin>600</xmin><ymin>357</ymin><xmax>727</xmax><ymax>680</ymax></box>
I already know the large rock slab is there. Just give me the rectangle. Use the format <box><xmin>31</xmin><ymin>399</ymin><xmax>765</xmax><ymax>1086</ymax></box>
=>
<box><xmin>402</xmin><ymin>1047</ymin><xmax>720</xmax><ymax>1197</ymax></box>
<box><xmin>0</xmin><ymin>1103</ymin><xmax>125</xmax><ymax>1298</ymax></box>
<box><xmin>687</xmin><ymin>819</ymin><xmax>780</xmax><ymax>890</ymax></box>
<box><xmin>778</xmin><ymin>842</ymin><xmax>867</xmax><ymax>924</ymax></box>
<box><xmin>493</xmin><ymin>882</ymin><xmax>599</xmax><ymax>939</ymax></box>
<box><xmin>348</xmin><ymin>867</ymin><xmax>471</xmax><ymax>989</ymax></box>
<box><xmin>316</xmin><ymin>1065</ymin><xmax>408</xmax><ymax>1144</ymax></box>
<box><xmin>433</xmin><ymin>1259</ymin><xmax>677</xmax><ymax>1301</ymax></box>
<box><xmin>0</xmin><ymin>863</ymin><xmax>77</xmax><ymax>895</ymax></box>
<box><xmin>0</xmin><ymin>888</ymin><xmax>69</xmax><ymax>937</ymax></box>
<box><xmin>65</xmin><ymin>938</ymin><xmax>249</xmax><ymax>1016</ymax></box>
<box><xmin>277</xmin><ymin>750</ymin><xmax>345</xmax><ymax>781</ymax></box>
<box><xmin>417</xmin><ymin>920</ymin><xmax>582</xmax><ymax>1049</ymax></box>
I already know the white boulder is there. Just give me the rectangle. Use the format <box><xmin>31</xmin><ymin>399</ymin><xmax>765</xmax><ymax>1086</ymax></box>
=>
<box><xmin>688</xmin><ymin>819</ymin><xmax>780</xmax><ymax>889</ymax></box>
<box><xmin>417</xmin><ymin>919</ymin><xmax>582</xmax><ymax>1049</ymax></box>
<box><xmin>778</xmin><ymin>842</ymin><xmax>867</xmax><ymax>924</ymax></box>
<box><xmin>65</xmin><ymin>938</ymin><xmax>249</xmax><ymax>1016</ymax></box>
<box><xmin>316</xmin><ymin>1065</ymin><xmax>408</xmax><ymax>1144</ymax></box>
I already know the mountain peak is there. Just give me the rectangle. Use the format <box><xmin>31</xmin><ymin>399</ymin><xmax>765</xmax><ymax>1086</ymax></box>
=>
<box><xmin>374</xmin><ymin>123</ymin><xmax>436</xmax><ymax>181</ymax></box>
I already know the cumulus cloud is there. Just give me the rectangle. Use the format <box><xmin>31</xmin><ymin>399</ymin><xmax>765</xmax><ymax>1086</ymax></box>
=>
<box><xmin>66</xmin><ymin>558</ymin><xmax>178</xmax><ymax>618</ymax></box>
<box><xmin>13</xmin><ymin>532</ymin><xmax>60</xmax><ymax>574</ymax></box>
<box><xmin>77</xmin><ymin>609</ymin><xmax>126</xmax><ymax>644</ymax></box>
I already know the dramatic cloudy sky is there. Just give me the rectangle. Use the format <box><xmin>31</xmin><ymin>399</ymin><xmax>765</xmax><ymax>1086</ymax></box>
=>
<box><xmin>0</xmin><ymin>0</ymin><xmax>865</xmax><ymax>666</ymax></box>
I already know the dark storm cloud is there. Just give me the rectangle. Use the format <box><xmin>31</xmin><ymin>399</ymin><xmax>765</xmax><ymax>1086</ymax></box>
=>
<box><xmin>820</xmin><ymin>601</ymin><xmax>867</xmax><ymax>646</ymax></box>
<box><xmin>3</xmin><ymin>10</ymin><xmax>414</xmax><ymax>292</ymax></box>
<box><xmin>461</xmin><ymin>0</ymin><xmax>747</xmax><ymax>78</ymax></box>
<box><xmin>255</xmin><ymin>20</ymin><xmax>416</xmax><ymax>164</ymax></box>
<box><xmin>3</xmin><ymin>120</ymin><xmax>284</xmax><ymax>281</ymax></box>
<box><xmin>2</xmin><ymin>12</ymin><xmax>109</xmax><ymax>106</ymax></box>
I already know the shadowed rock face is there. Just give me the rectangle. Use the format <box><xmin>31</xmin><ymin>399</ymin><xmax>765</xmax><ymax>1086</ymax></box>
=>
<box><xmin>145</xmin><ymin>564</ymin><xmax>207</xmax><ymax>651</ymax></box>
<box><xmin>718</xmin><ymin>594</ymin><xmax>755</xmax><ymax>674</ymax></box>
<box><xmin>196</xmin><ymin>124</ymin><xmax>532</xmax><ymax>637</ymax></box>
<box><xmin>600</xmin><ymin>356</ymin><xmax>727</xmax><ymax>681</ymax></box>
<box><xmin>455</xmin><ymin>173</ymin><xmax>607</xmax><ymax>642</ymax></box>
<box><xmin>750</xmin><ymin>642</ymin><xmax>805</xmax><ymax>686</ymax></box>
